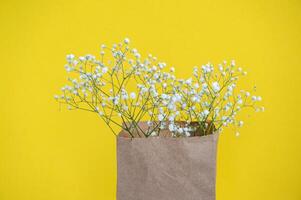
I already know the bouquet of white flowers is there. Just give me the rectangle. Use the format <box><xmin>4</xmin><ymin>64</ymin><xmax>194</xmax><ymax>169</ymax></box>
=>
<box><xmin>55</xmin><ymin>38</ymin><xmax>263</xmax><ymax>138</ymax></box>
<box><xmin>55</xmin><ymin>38</ymin><xmax>264</xmax><ymax>200</ymax></box>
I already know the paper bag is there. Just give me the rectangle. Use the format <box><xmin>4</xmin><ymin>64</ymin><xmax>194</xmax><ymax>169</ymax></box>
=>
<box><xmin>117</xmin><ymin>122</ymin><xmax>219</xmax><ymax>200</ymax></box>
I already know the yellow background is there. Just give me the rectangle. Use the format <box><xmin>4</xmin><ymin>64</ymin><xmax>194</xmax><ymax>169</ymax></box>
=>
<box><xmin>0</xmin><ymin>0</ymin><xmax>300</xmax><ymax>199</ymax></box>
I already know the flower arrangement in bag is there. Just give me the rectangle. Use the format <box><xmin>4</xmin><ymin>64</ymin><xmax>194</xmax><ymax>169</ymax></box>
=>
<box><xmin>55</xmin><ymin>38</ymin><xmax>263</xmax><ymax>138</ymax></box>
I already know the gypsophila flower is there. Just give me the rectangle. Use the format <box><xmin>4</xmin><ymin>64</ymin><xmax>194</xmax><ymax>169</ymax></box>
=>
<box><xmin>158</xmin><ymin>114</ymin><xmax>164</xmax><ymax>121</ymax></box>
<box><xmin>55</xmin><ymin>39</ymin><xmax>263</xmax><ymax>138</ymax></box>
<box><xmin>66</xmin><ymin>54</ymin><xmax>75</xmax><ymax>61</ymax></box>
<box><xmin>124</xmin><ymin>38</ymin><xmax>130</xmax><ymax>44</ymax></box>
<box><xmin>168</xmin><ymin>123</ymin><xmax>175</xmax><ymax>131</ymax></box>
<box><xmin>237</xmin><ymin>99</ymin><xmax>243</xmax><ymax>104</ymax></box>
<box><xmin>212</xmin><ymin>82</ymin><xmax>220</xmax><ymax>93</ymax></box>
<box><xmin>150</xmin><ymin>131</ymin><xmax>157</xmax><ymax>137</ymax></box>
<box><xmin>130</xmin><ymin>92</ymin><xmax>136</xmax><ymax>99</ymax></box>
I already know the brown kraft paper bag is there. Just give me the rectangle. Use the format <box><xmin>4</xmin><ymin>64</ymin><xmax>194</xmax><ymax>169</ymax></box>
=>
<box><xmin>117</xmin><ymin>122</ymin><xmax>219</xmax><ymax>200</ymax></box>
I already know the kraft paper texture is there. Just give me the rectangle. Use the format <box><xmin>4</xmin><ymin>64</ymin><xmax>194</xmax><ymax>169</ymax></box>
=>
<box><xmin>117</xmin><ymin>123</ymin><xmax>219</xmax><ymax>200</ymax></box>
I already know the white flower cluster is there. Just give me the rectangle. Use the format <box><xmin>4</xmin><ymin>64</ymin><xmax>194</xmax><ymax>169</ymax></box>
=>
<box><xmin>55</xmin><ymin>38</ymin><xmax>263</xmax><ymax>138</ymax></box>
<box><xmin>169</xmin><ymin>61</ymin><xmax>264</xmax><ymax>137</ymax></box>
